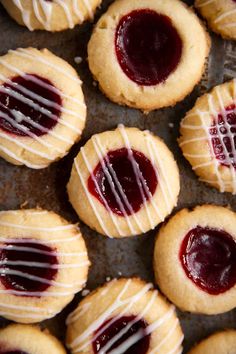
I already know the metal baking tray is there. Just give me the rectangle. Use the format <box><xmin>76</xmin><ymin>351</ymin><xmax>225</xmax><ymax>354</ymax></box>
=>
<box><xmin>0</xmin><ymin>1</ymin><xmax>235</xmax><ymax>352</ymax></box>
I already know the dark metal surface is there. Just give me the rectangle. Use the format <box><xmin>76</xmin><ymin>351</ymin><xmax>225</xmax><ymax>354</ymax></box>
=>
<box><xmin>0</xmin><ymin>1</ymin><xmax>235</xmax><ymax>352</ymax></box>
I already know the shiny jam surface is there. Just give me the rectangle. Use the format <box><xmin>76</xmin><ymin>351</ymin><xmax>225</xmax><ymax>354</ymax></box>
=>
<box><xmin>93</xmin><ymin>316</ymin><xmax>150</xmax><ymax>354</ymax></box>
<box><xmin>115</xmin><ymin>9</ymin><xmax>182</xmax><ymax>86</ymax></box>
<box><xmin>88</xmin><ymin>148</ymin><xmax>158</xmax><ymax>216</ymax></box>
<box><xmin>0</xmin><ymin>74</ymin><xmax>61</xmax><ymax>137</ymax></box>
<box><xmin>180</xmin><ymin>226</ymin><xmax>236</xmax><ymax>295</ymax></box>
<box><xmin>209</xmin><ymin>104</ymin><xmax>236</xmax><ymax>168</ymax></box>
<box><xmin>0</xmin><ymin>240</ymin><xmax>58</xmax><ymax>295</ymax></box>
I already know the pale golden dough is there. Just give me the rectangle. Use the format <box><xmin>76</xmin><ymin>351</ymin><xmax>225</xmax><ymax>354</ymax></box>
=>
<box><xmin>195</xmin><ymin>0</ymin><xmax>236</xmax><ymax>40</ymax></box>
<box><xmin>188</xmin><ymin>330</ymin><xmax>236</xmax><ymax>354</ymax></box>
<box><xmin>88</xmin><ymin>0</ymin><xmax>210</xmax><ymax>112</ymax></box>
<box><xmin>0</xmin><ymin>324</ymin><xmax>66</xmax><ymax>354</ymax></box>
<box><xmin>154</xmin><ymin>205</ymin><xmax>236</xmax><ymax>315</ymax></box>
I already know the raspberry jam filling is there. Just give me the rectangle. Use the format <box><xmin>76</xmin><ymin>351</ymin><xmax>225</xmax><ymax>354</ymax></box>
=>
<box><xmin>88</xmin><ymin>148</ymin><xmax>158</xmax><ymax>216</ymax></box>
<box><xmin>93</xmin><ymin>316</ymin><xmax>150</xmax><ymax>354</ymax></box>
<box><xmin>209</xmin><ymin>104</ymin><xmax>236</xmax><ymax>168</ymax></box>
<box><xmin>0</xmin><ymin>74</ymin><xmax>62</xmax><ymax>137</ymax></box>
<box><xmin>180</xmin><ymin>226</ymin><xmax>236</xmax><ymax>295</ymax></box>
<box><xmin>0</xmin><ymin>240</ymin><xmax>58</xmax><ymax>295</ymax></box>
<box><xmin>115</xmin><ymin>9</ymin><xmax>182</xmax><ymax>86</ymax></box>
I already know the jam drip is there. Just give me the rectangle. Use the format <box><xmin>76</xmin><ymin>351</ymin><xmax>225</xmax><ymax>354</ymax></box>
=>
<box><xmin>0</xmin><ymin>239</ymin><xmax>58</xmax><ymax>295</ymax></box>
<box><xmin>0</xmin><ymin>74</ymin><xmax>62</xmax><ymax>137</ymax></box>
<box><xmin>209</xmin><ymin>104</ymin><xmax>236</xmax><ymax>168</ymax></box>
<box><xmin>93</xmin><ymin>316</ymin><xmax>150</xmax><ymax>354</ymax></box>
<box><xmin>115</xmin><ymin>9</ymin><xmax>182</xmax><ymax>86</ymax></box>
<box><xmin>88</xmin><ymin>148</ymin><xmax>158</xmax><ymax>216</ymax></box>
<box><xmin>180</xmin><ymin>226</ymin><xmax>236</xmax><ymax>295</ymax></box>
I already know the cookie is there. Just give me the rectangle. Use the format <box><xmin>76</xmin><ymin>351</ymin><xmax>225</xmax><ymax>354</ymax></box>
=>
<box><xmin>0</xmin><ymin>323</ymin><xmax>66</xmax><ymax>354</ymax></box>
<box><xmin>0</xmin><ymin>209</ymin><xmax>90</xmax><ymax>323</ymax></box>
<box><xmin>88</xmin><ymin>0</ymin><xmax>210</xmax><ymax>112</ymax></box>
<box><xmin>179</xmin><ymin>79</ymin><xmax>236</xmax><ymax>194</ymax></box>
<box><xmin>67</xmin><ymin>125</ymin><xmax>180</xmax><ymax>238</ymax></box>
<box><xmin>188</xmin><ymin>330</ymin><xmax>236</xmax><ymax>354</ymax></box>
<box><xmin>1</xmin><ymin>0</ymin><xmax>102</xmax><ymax>32</ymax></box>
<box><xmin>154</xmin><ymin>205</ymin><xmax>236</xmax><ymax>315</ymax></box>
<box><xmin>195</xmin><ymin>0</ymin><xmax>236</xmax><ymax>40</ymax></box>
<box><xmin>0</xmin><ymin>47</ymin><xmax>86</xmax><ymax>169</ymax></box>
<box><xmin>66</xmin><ymin>278</ymin><xmax>184</xmax><ymax>354</ymax></box>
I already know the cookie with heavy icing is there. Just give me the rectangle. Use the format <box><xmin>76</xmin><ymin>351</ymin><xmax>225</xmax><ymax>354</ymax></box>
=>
<box><xmin>188</xmin><ymin>330</ymin><xmax>236</xmax><ymax>354</ymax></box>
<box><xmin>0</xmin><ymin>323</ymin><xmax>66</xmax><ymax>353</ymax></box>
<box><xmin>154</xmin><ymin>205</ymin><xmax>236</xmax><ymax>315</ymax></box>
<box><xmin>179</xmin><ymin>79</ymin><xmax>236</xmax><ymax>194</ymax></box>
<box><xmin>0</xmin><ymin>209</ymin><xmax>90</xmax><ymax>323</ymax></box>
<box><xmin>0</xmin><ymin>47</ymin><xmax>86</xmax><ymax>169</ymax></box>
<box><xmin>66</xmin><ymin>278</ymin><xmax>184</xmax><ymax>354</ymax></box>
<box><xmin>195</xmin><ymin>0</ymin><xmax>236</xmax><ymax>40</ymax></box>
<box><xmin>88</xmin><ymin>0</ymin><xmax>210</xmax><ymax>112</ymax></box>
<box><xmin>67</xmin><ymin>125</ymin><xmax>180</xmax><ymax>238</ymax></box>
<box><xmin>1</xmin><ymin>0</ymin><xmax>102</xmax><ymax>32</ymax></box>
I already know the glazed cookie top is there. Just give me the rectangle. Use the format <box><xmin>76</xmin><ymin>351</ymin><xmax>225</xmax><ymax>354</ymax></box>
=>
<box><xmin>67</xmin><ymin>125</ymin><xmax>180</xmax><ymax>238</ymax></box>
<box><xmin>1</xmin><ymin>0</ymin><xmax>102</xmax><ymax>31</ymax></box>
<box><xmin>66</xmin><ymin>278</ymin><xmax>184</xmax><ymax>354</ymax></box>
<box><xmin>0</xmin><ymin>209</ymin><xmax>90</xmax><ymax>323</ymax></box>
<box><xmin>0</xmin><ymin>324</ymin><xmax>66</xmax><ymax>354</ymax></box>
<box><xmin>0</xmin><ymin>47</ymin><xmax>86</xmax><ymax>169</ymax></box>
<box><xmin>154</xmin><ymin>205</ymin><xmax>236</xmax><ymax>314</ymax></box>
<box><xmin>188</xmin><ymin>330</ymin><xmax>236</xmax><ymax>354</ymax></box>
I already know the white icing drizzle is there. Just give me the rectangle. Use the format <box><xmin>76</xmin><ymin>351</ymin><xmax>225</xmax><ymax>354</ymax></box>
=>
<box><xmin>197</xmin><ymin>0</ymin><xmax>236</xmax><ymax>29</ymax></box>
<box><xmin>11</xmin><ymin>0</ymin><xmax>94</xmax><ymax>31</ymax></box>
<box><xmin>0</xmin><ymin>221</ymin><xmax>75</xmax><ymax>231</ymax></box>
<box><xmin>67</xmin><ymin>279</ymin><xmax>182</xmax><ymax>354</ymax></box>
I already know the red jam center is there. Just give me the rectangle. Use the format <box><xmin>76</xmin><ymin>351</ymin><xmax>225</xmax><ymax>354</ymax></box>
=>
<box><xmin>209</xmin><ymin>104</ymin><xmax>236</xmax><ymax>168</ymax></box>
<box><xmin>88</xmin><ymin>148</ymin><xmax>158</xmax><ymax>216</ymax></box>
<box><xmin>93</xmin><ymin>316</ymin><xmax>150</xmax><ymax>354</ymax></box>
<box><xmin>0</xmin><ymin>74</ymin><xmax>62</xmax><ymax>137</ymax></box>
<box><xmin>0</xmin><ymin>240</ymin><xmax>58</xmax><ymax>295</ymax></box>
<box><xmin>115</xmin><ymin>9</ymin><xmax>182</xmax><ymax>86</ymax></box>
<box><xmin>180</xmin><ymin>227</ymin><xmax>236</xmax><ymax>295</ymax></box>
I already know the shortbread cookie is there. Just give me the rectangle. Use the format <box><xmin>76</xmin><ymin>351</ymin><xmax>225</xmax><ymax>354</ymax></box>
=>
<box><xmin>1</xmin><ymin>0</ymin><xmax>102</xmax><ymax>32</ymax></box>
<box><xmin>0</xmin><ymin>209</ymin><xmax>89</xmax><ymax>323</ymax></box>
<box><xmin>67</xmin><ymin>125</ymin><xmax>180</xmax><ymax>238</ymax></box>
<box><xmin>66</xmin><ymin>278</ymin><xmax>183</xmax><ymax>354</ymax></box>
<box><xmin>154</xmin><ymin>205</ymin><xmax>236</xmax><ymax>314</ymax></box>
<box><xmin>195</xmin><ymin>0</ymin><xmax>236</xmax><ymax>40</ymax></box>
<box><xmin>188</xmin><ymin>330</ymin><xmax>236</xmax><ymax>354</ymax></box>
<box><xmin>88</xmin><ymin>0</ymin><xmax>210</xmax><ymax>112</ymax></box>
<box><xmin>179</xmin><ymin>79</ymin><xmax>236</xmax><ymax>194</ymax></box>
<box><xmin>0</xmin><ymin>324</ymin><xmax>66</xmax><ymax>353</ymax></box>
<box><xmin>0</xmin><ymin>47</ymin><xmax>86</xmax><ymax>169</ymax></box>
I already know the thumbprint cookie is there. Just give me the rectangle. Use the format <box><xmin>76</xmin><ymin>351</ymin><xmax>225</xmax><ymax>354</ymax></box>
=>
<box><xmin>88</xmin><ymin>0</ymin><xmax>210</xmax><ymax>112</ymax></box>
<box><xmin>179</xmin><ymin>79</ymin><xmax>236</xmax><ymax>194</ymax></box>
<box><xmin>154</xmin><ymin>205</ymin><xmax>236</xmax><ymax>315</ymax></box>
<box><xmin>1</xmin><ymin>0</ymin><xmax>102</xmax><ymax>32</ymax></box>
<box><xmin>0</xmin><ymin>209</ymin><xmax>90</xmax><ymax>323</ymax></box>
<box><xmin>67</xmin><ymin>125</ymin><xmax>180</xmax><ymax>238</ymax></box>
<box><xmin>188</xmin><ymin>330</ymin><xmax>236</xmax><ymax>354</ymax></box>
<box><xmin>0</xmin><ymin>324</ymin><xmax>66</xmax><ymax>354</ymax></box>
<box><xmin>195</xmin><ymin>0</ymin><xmax>236</xmax><ymax>40</ymax></box>
<box><xmin>0</xmin><ymin>47</ymin><xmax>86</xmax><ymax>169</ymax></box>
<box><xmin>66</xmin><ymin>278</ymin><xmax>184</xmax><ymax>354</ymax></box>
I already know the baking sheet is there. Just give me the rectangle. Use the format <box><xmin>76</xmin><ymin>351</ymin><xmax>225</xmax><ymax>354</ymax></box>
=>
<box><xmin>0</xmin><ymin>1</ymin><xmax>236</xmax><ymax>352</ymax></box>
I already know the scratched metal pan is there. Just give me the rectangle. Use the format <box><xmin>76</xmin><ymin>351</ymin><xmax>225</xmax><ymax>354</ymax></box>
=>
<box><xmin>0</xmin><ymin>1</ymin><xmax>235</xmax><ymax>353</ymax></box>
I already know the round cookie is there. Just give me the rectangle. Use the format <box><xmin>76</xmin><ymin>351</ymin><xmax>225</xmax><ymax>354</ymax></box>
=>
<box><xmin>154</xmin><ymin>205</ymin><xmax>236</xmax><ymax>315</ymax></box>
<box><xmin>179</xmin><ymin>79</ymin><xmax>236</xmax><ymax>194</ymax></box>
<box><xmin>195</xmin><ymin>0</ymin><xmax>236</xmax><ymax>40</ymax></box>
<box><xmin>0</xmin><ymin>323</ymin><xmax>66</xmax><ymax>354</ymax></box>
<box><xmin>0</xmin><ymin>209</ymin><xmax>90</xmax><ymax>323</ymax></box>
<box><xmin>66</xmin><ymin>278</ymin><xmax>184</xmax><ymax>354</ymax></box>
<box><xmin>67</xmin><ymin>125</ymin><xmax>180</xmax><ymax>238</ymax></box>
<box><xmin>0</xmin><ymin>47</ymin><xmax>86</xmax><ymax>169</ymax></box>
<box><xmin>1</xmin><ymin>0</ymin><xmax>102</xmax><ymax>32</ymax></box>
<box><xmin>188</xmin><ymin>330</ymin><xmax>236</xmax><ymax>354</ymax></box>
<box><xmin>88</xmin><ymin>0</ymin><xmax>210</xmax><ymax>112</ymax></box>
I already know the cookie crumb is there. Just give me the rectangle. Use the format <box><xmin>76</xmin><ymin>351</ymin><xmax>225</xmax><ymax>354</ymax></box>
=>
<box><xmin>74</xmin><ymin>56</ymin><xmax>83</xmax><ymax>64</ymax></box>
<box><xmin>168</xmin><ymin>122</ymin><xmax>174</xmax><ymax>128</ymax></box>
<box><xmin>81</xmin><ymin>289</ymin><xmax>90</xmax><ymax>297</ymax></box>
<box><xmin>106</xmin><ymin>276</ymin><xmax>111</xmax><ymax>282</ymax></box>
